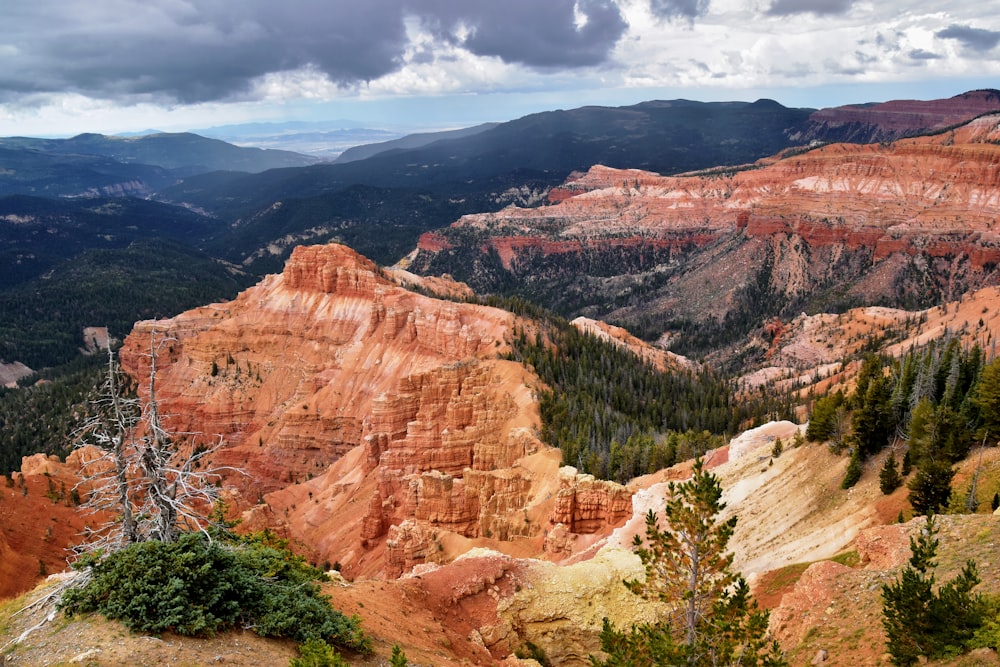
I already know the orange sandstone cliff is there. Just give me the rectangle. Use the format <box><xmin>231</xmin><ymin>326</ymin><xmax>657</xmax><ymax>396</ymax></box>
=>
<box><xmin>409</xmin><ymin>114</ymin><xmax>1000</xmax><ymax>360</ymax></box>
<box><xmin>119</xmin><ymin>243</ymin><xmax>632</xmax><ymax>579</ymax></box>
<box><xmin>0</xmin><ymin>452</ymin><xmax>97</xmax><ymax>599</ymax></box>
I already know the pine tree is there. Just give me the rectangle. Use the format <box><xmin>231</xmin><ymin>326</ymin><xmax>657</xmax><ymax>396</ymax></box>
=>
<box><xmin>851</xmin><ymin>371</ymin><xmax>895</xmax><ymax>458</ymax></box>
<box><xmin>906</xmin><ymin>399</ymin><xmax>935</xmax><ymax>463</ymax></box>
<box><xmin>908</xmin><ymin>461</ymin><xmax>954</xmax><ymax>516</ymax></box>
<box><xmin>390</xmin><ymin>644</ymin><xmax>408</xmax><ymax>667</ymax></box>
<box><xmin>881</xmin><ymin>515</ymin><xmax>984</xmax><ymax>666</ymax></box>
<box><xmin>882</xmin><ymin>516</ymin><xmax>943</xmax><ymax>666</ymax></box>
<box><xmin>806</xmin><ymin>392</ymin><xmax>844</xmax><ymax>442</ymax></box>
<box><xmin>879</xmin><ymin>453</ymin><xmax>902</xmax><ymax>495</ymax></box>
<box><xmin>973</xmin><ymin>358</ymin><xmax>1000</xmax><ymax>444</ymax></box>
<box><xmin>592</xmin><ymin>458</ymin><xmax>785</xmax><ymax>666</ymax></box>
<box><xmin>841</xmin><ymin>449</ymin><xmax>862</xmax><ymax>489</ymax></box>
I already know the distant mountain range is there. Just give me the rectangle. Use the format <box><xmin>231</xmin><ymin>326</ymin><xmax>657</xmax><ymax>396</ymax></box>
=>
<box><xmin>1</xmin><ymin>89</ymin><xmax>999</xmax><ymax>369</ymax></box>
<box><xmin>333</xmin><ymin>123</ymin><xmax>499</xmax><ymax>163</ymax></box>
<box><xmin>0</xmin><ymin>132</ymin><xmax>320</xmax><ymax>198</ymax></box>
<box><xmin>409</xmin><ymin>111</ymin><xmax>1000</xmax><ymax>366</ymax></box>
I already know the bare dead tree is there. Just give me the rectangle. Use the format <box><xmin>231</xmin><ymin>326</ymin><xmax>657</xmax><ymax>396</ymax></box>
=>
<box><xmin>3</xmin><ymin>335</ymin><xmax>247</xmax><ymax>649</ymax></box>
<box><xmin>73</xmin><ymin>344</ymin><xmax>142</xmax><ymax>553</ymax></box>
<box><xmin>73</xmin><ymin>333</ymin><xmax>243</xmax><ymax>555</ymax></box>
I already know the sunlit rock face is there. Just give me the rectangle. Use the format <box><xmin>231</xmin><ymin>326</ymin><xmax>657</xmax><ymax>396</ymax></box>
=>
<box><xmin>410</xmin><ymin>114</ymin><xmax>1000</xmax><ymax>342</ymax></box>
<box><xmin>119</xmin><ymin>243</ymin><xmax>637</xmax><ymax>579</ymax></box>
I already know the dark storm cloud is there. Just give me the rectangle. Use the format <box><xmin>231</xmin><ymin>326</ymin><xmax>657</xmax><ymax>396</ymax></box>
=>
<box><xmin>765</xmin><ymin>0</ymin><xmax>854</xmax><ymax>16</ymax></box>
<box><xmin>936</xmin><ymin>24</ymin><xmax>1000</xmax><ymax>52</ymax></box>
<box><xmin>0</xmin><ymin>0</ymin><xmax>628</xmax><ymax>104</ymax></box>
<box><xmin>434</xmin><ymin>0</ymin><xmax>629</xmax><ymax>68</ymax></box>
<box><xmin>649</xmin><ymin>0</ymin><xmax>710</xmax><ymax>22</ymax></box>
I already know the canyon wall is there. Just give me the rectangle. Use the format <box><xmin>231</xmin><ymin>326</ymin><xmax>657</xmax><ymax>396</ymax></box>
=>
<box><xmin>799</xmin><ymin>88</ymin><xmax>1000</xmax><ymax>144</ymax></box>
<box><xmin>119</xmin><ymin>243</ymin><xmax>633</xmax><ymax>578</ymax></box>
<box><xmin>409</xmin><ymin>114</ymin><xmax>1000</xmax><ymax>361</ymax></box>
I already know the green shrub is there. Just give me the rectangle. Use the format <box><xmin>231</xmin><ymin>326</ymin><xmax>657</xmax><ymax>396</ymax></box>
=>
<box><xmin>882</xmin><ymin>515</ymin><xmax>986</xmax><ymax>665</ymax></box>
<box><xmin>289</xmin><ymin>638</ymin><xmax>348</xmax><ymax>667</ymax></box>
<box><xmin>60</xmin><ymin>532</ymin><xmax>369</xmax><ymax>652</ymax></box>
<box><xmin>390</xmin><ymin>644</ymin><xmax>409</xmax><ymax>667</ymax></box>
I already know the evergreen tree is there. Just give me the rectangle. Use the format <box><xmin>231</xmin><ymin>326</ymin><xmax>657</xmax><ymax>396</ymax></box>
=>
<box><xmin>852</xmin><ymin>354</ymin><xmax>882</xmax><ymax>409</ymax></box>
<box><xmin>890</xmin><ymin>354</ymin><xmax>917</xmax><ymax>424</ymax></box>
<box><xmin>851</xmin><ymin>371</ymin><xmax>894</xmax><ymax>458</ymax></box>
<box><xmin>901</xmin><ymin>449</ymin><xmax>912</xmax><ymax>477</ymax></box>
<box><xmin>390</xmin><ymin>644</ymin><xmax>408</xmax><ymax>667</ymax></box>
<box><xmin>881</xmin><ymin>515</ymin><xmax>984</xmax><ymax>666</ymax></box>
<box><xmin>879</xmin><ymin>453</ymin><xmax>902</xmax><ymax>495</ymax></box>
<box><xmin>592</xmin><ymin>458</ymin><xmax>785</xmax><ymax>667</ymax></box>
<box><xmin>973</xmin><ymin>358</ymin><xmax>1000</xmax><ymax>444</ymax></box>
<box><xmin>841</xmin><ymin>449</ymin><xmax>862</xmax><ymax>489</ymax></box>
<box><xmin>806</xmin><ymin>391</ymin><xmax>844</xmax><ymax>443</ymax></box>
<box><xmin>908</xmin><ymin>461</ymin><xmax>954</xmax><ymax>516</ymax></box>
<box><xmin>906</xmin><ymin>398</ymin><xmax>936</xmax><ymax>463</ymax></box>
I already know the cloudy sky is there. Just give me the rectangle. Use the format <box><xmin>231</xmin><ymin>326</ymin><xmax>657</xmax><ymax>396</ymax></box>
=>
<box><xmin>1</xmin><ymin>0</ymin><xmax>998</xmax><ymax>136</ymax></box>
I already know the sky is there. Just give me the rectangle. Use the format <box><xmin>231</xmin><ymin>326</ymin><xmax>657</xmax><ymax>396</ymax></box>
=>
<box><xmin>0</xmin><ymin>0</ymin><xmax>998</xmax><ymax>137</ymax></box>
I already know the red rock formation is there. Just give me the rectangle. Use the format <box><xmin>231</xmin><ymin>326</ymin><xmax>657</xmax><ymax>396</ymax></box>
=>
<box><xmin>801</xmin><ymin>89</ymin><xmax>1000</xmax><ymax>144</ymax></box>
<box><xmin>0</xmin><ymin>453</ymin><xmax>97</xmax><ymax>599</ymax></box>
<box><xmin>409</xmin><ymin>114</ymin><xmax>1000</xmax><ymax>349</ymax></box>
<box><xmin>550</xmin><ymin>467</ymin><xmax>632</xmax><ymax>534</ymax></box>
<box><xmin>118</xmin><ymin>243</ymin><xmax>631</xmax><ymax>578</ymax></box>
<box><xmin>120</xmin><ymin>244</ymin><xmax>513</xmax><ymax>494</ymax></box>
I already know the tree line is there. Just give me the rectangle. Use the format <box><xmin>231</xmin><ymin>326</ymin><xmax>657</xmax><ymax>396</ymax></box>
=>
<box><xmin>807</xmin><ymin>336</ymin><xmax>1000</xmax><ymax>514</ymax></box>
<box><xmin>506</xmin><ymin>313</ymin><xmax>793</xmax><ymax>482</ymax></box>
<box><xmin>0</xmin><ymin>354</ymin><xmax>103</xmax><ymax>475</ymax></box>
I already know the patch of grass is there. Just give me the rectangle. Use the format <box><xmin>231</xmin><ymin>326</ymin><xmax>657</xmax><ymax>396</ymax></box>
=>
<box><xmin>830</xmin><ymin>550</ymin><xmax>861</xmax><ymax>567</ymax></box>
<box><xmin>761</xmin><ymin>562</ymin><xmax>810</xmax><ymax>597</ymax></box>
<box><xmin>758</xmin><ymin>551</ymin><xmax>860</xmax><ymax>607</ymax></box>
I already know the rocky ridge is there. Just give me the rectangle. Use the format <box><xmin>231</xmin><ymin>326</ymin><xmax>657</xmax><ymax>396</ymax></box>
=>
<box><xmin>7</xmin><ymin>280</ymin><xmax>1000</xmax><ymax>663</ymax></box>
<box><xmin>0</xmin><ymin>452</ymin><xmax>96</xmax><ymax>599</ymax></box>
<box><xmin>739</xmin><ymin>285</ymin><xmax>1000</xmax><ymax>402</ymax></box>
<box><xmin>799</xmin><ymin>88</ymin><xmax>1000</xmax><ymax>144</ymax></box>
<box><xmin>410</xmin><ymin>114</ymin><xmax>1000</xmax><ymax>361</ymax></box>
<box><xmin>118</xmin><ymin>243</ymin><xmax>634</xmax><ymax>580</ymax></box>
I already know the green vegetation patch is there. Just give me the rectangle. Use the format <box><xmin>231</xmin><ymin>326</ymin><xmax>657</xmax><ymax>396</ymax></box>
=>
<box><xmin>760</xmin><ymin>563</ymin><xmax>811</xmax><ymax>599</ymax></box>
<box><xmin>506</xmin><ymin>312</ymin><xmax>789</xmax><ymax>482</ymax></box>
<box><xmin>60</xmin><ymin>531</ymin><xmax>369</xmax><ymax>652</ymax></box>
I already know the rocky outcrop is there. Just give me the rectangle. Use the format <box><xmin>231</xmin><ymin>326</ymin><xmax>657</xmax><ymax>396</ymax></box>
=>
<box><xmin>738</xmin><ymin>286</ymin><xmax>1000</xmax><ymax>399</ymax></box>
<box><xmin>0</xmin><ymin>452</ymin><xmax>97</xmax><ymax>599</ymax></box>
<box><xmin>0</xmin><ymin>360</ymin><xmax>32</xmax><ymax>388</ymax></box>
<box><xmin>118</xmin><ymin>243</ymin><xmax>628</xmax><ymax>579</ymax></box>
<box><xmin>409</xmin><ymin>114</ymin><xmax>1000</xmax><ymax>361</ymax></box>
<box><xmin>486</xmin><ymin>548</ymin><xmax>660</xmax><ymax>666</ymax></box>
<box><xmin>120</xmin><ymin>244</ymin><xmax>515</xmax><ymax>495</ymax></box>
<box><xmin>799</xmin><ymin>88</ymin><xmax>1000</xmax><ymax>144</ymax></box>
<box><xmin>550</xmin><ymin>467</ymin><xmax>632</xmax><ymax>534</ymax></box>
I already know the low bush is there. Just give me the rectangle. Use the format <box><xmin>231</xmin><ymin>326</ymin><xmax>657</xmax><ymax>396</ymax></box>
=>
<box><xmin>60</xmin><ymin>531</ymin><xmax>369</xmax><ymax>652</ymax></box>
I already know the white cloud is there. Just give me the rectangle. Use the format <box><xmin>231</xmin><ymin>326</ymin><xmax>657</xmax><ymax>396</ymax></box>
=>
<box><xmin>607</xmin><ymin>0</ymin><xmax>1000</xmax><ymax>91</ymax></box>
<box><xmin>1</xmin><ymin>0</ymin><xmax>998</xmax><ymax>135</ymax></box>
